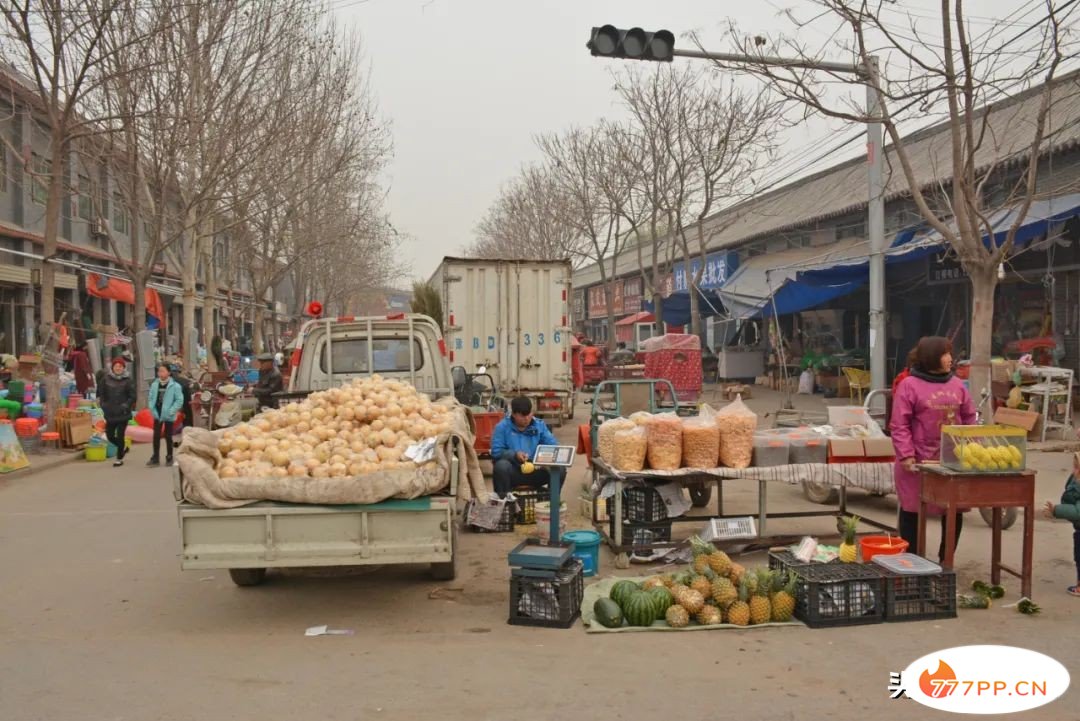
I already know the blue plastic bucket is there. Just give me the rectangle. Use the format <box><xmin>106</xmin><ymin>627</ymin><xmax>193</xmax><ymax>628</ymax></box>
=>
<box><xmin>562</xmin><ymin>530</ymin><xmax>602</xmax><ymax>577</ymax></box>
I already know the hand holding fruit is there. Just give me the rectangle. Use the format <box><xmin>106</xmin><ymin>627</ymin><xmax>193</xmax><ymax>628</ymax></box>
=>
<box><xmin>521</xmin><ymin>461</ymin><xmax>535</xmax><ymax>475</ymax></box>
<box><xmin>515</xmin><ymin>451</ymin><xmax>528</xmax><ymax>464</ymax></box>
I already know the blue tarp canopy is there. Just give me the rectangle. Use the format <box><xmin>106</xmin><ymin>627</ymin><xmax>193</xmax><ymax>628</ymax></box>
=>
<box><xmin>719</xmin><ymin>193</ymin><xmax>1080</xmax><ymax>319</ymax></box>
<box><xmin>643</xmin><ymin>287</ymin><xmax>726</xmax><ymax>327</ymax></box>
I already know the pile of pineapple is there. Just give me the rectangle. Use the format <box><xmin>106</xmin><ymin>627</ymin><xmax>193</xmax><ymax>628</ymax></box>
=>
<box><xmin>645</xmin><ymin>536</ymin><xmax>797</xmax><ymax>628</ymax></box>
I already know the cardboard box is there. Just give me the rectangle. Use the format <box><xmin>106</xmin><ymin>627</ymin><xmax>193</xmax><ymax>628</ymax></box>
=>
<box><xmin>724</xmin><ymin>383</ymin><xmax>752</xmax><ymax>400</ymax></box>
<box><xmin>991</xmin><ymin>360</ymin><xmax>1018</xmax><ymax>384</ymax></box>
<box><xmin>993</xmin><ymin>407</ymin><xmax>1040</xmax><ymax>432</ymax></box>
<box><xmin>863</xmin><ymin>438</ymin><xmax>896</xmax><ymax>458</ymax></box>
<box><xmin>829</xmin><ymin>438</ymin><xmax>865</xmax><ymax>457</ymax></box>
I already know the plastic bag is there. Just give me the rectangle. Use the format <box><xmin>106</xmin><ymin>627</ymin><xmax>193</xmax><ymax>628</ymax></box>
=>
<box><xmin>798</xmin><ymin>370</ymin><xmax>815</xmax><ymax>395</ymax></box>
<box><xmin>645</xmin><ymin>413</ymin><xmax>683</xmax><ymax>470</ymax></box>
<box><xmin>629</xmin><ymin>411</ymin><xmax>653</xmax><ymax>426</ymax></box>
<box><xmin>681</xmin><ymin>407</ymin><xmax>720</xmax><ymax>469</ymax></box>
<box><xmin>612</xmin><ymin>427</ymin><xmax>647</xmax><ymax>471</ymax></box>
<box><xmin>597</xmin><ymin>417</ymin><xmax>636</xmax><ymax>464</ymax></box>
<box><xmin>715</xmin><ymin>395</ymin><xmax>758</xmax><ymax>469</ymax></box>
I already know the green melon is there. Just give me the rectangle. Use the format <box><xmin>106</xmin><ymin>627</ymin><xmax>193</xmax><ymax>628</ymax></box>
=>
<box><xmin>593</xmin><ymin>598</ymin><xmax>624</xmax><ymax>628</ymax></box>
<box><xmin>610</xmin><ymin>579</ymin><xmax>640</xmax><ymax>608</ymax></box>
<box><xmin>623</xmin><ymin>590</ymin><xmax>657</xmax><ymax>627</ymax></box>
<box><xmin>647</xmin><ymin>586</ymin><xmax>674</xmax><ymax>619</ymax></box>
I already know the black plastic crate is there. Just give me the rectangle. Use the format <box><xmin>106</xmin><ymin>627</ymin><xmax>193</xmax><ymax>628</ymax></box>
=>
<box><xmin>508</xmin><ymin>558</ymin><xmax>584</xmax><ymax>628</ymax></box>
<box><xmin>622</xmin><ymin>485</ymin><xmax>668</xmax><ymax>523</ymax></box>
<box><xmin>792</xmin><ymin>563</ymin><xmax>886</xmax><ymax>628</ymax></box>
<box><xmin>511</xmin><ymin>486</ymin><xmax>550</xmax><ymax>525</ymax></box>
<box><xmin>768</xmin><ymin>549</ymin><xmax>841</xmax><ymax>577</ymax></box>
<box><xmin>881</xmin><ymin>570</ymin><xmax>957</xmax><ymax>622</ymax></box>
<box><xmin>464</xmin><ymin>498</ymin><xmax>515</xmax><ymax>533</ymax></box>
<box><xmin>609</xmin><ymin>517</ymin><xmax>673</xmax><ymax>546</ymax></box>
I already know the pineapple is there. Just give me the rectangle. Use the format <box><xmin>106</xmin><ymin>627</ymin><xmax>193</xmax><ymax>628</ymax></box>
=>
<box><xmin>696</xmin><ymin>605</ymin><xmax>722</xmax><ymax>625</ymax></box>
<box><xmin>642</xmin><ymin>577</ymin><xmax>666</xmax><ymax>591</ymax></box>
<box><xmin>770</xmin><ymin>571</ymin><xmax>797</xmax><ymax>622</ymax></box>
<box><xmin>711</xmin><ymin>576</ymin><xmax>737</xmax><ymax>608</ymax></box>
<box><xmin>727</xmin><ymin>578</ymin><xmax>751</xmax><ymax>626</ymax></box>
<box><xmin>659</xmin><ymin>573</ymin><xmax>676</xmax><ymax>588</ymax></box>
<box><xmin>689</xmin><ymin>535</ymin><xmax>715</xmax><ymax>575</ymax></box>
<box><xmin>748</xmin><ymin>569</ymin><xmax>772</xmax><ymax>625</ymax></box>
<box><xmin>708</xmin><ymin>550</ymin><xmax>732</xmax><ymax>576</ymax></box>
<box><xmin>728</xmin><ymin>562</ymin><xmax>746</xmax><ymax>586</ymax></box>
<box><xmin>666</xmin><ymin>604</ymin><xmax>690</xmax><ymax>628</ymax></box>
<box><xmin>670</xmin><ymin>583</ymin><xmax>690</xmax><ymax>603</ymax></box>
<box><xmin>839</xmin><ymin>515</ymin><xmax>860</xmax><ymax>563</ymax></box>
<box><xmin>690</xmin><ymin>575</ymin><xmax>713</xmax><ymax>598</ymax></box>
<box><xmin>680</xmin><ymin>589</ymin><xmax>705</xmax><ymax>614</ymax></box>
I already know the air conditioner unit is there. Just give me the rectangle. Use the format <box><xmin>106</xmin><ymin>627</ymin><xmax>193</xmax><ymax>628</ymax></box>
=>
<box><xmin>90</xmin><ymin>217</ymin><xmax>107</xmax><ymax>237</ymax></box>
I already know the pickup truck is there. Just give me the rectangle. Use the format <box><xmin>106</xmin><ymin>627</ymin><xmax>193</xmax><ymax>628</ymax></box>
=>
<box><xmin>175</xmin><ymin>314</ymin><xmax>461</xmax><ymax>586</ymax></box>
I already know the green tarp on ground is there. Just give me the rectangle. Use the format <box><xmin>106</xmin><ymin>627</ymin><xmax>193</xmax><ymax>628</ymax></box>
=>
<box><xmin>581</xmin><ymin>576</ymin><xmax>806</xmax><ymax>633</ymax></box>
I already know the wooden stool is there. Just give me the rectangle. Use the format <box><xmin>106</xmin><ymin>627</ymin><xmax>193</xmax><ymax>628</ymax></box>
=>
<box><xmin>40</xmin><ymin>431</ymin><xmax>61</xmax><ymax>453</ymax></box>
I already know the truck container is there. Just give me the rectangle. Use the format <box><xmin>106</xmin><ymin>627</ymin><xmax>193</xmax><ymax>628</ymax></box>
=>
<box><xmin>429</xmin><ymin>257</ymin><xmax>574</xmax><ymax>425</ymax></box>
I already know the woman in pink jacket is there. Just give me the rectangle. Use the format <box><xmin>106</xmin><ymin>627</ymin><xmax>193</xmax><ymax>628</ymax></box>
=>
<box><xmin>890</xmin><ymin>336</ymin><xmax>976</xmax><ymax>561</ymax></box>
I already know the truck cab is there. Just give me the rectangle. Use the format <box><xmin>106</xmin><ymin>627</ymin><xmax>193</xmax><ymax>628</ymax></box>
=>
<box><xmin>288</xmin><ymin>314</ymin><xmax>453</xmax><ymax>398</ymax></box>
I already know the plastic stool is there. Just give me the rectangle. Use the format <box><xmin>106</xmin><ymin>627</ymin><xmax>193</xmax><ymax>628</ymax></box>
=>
<box><xmin>40</xmin><ymin>431</ymin><xmax>61</xmax><ymax>453</ymax></box>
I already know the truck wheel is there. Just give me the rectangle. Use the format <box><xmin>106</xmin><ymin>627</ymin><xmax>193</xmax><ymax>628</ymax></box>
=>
<box><xmin>431</xmin><ymin>525</ymin><xmax>458</xmax><ymax>581</ymax></box>
<box><xmin>802</xmin><ymin>481</ymin><xmax>839</xmax><ymax>505</ymax></box>
<box><xmin>689</xmin><ymin>485</ymin><xmax>712</xmax><ymax>508</ymax></box>
<box><xmin>228</xmin><ymin>568</ymin><xmax>267</xmax><ymax>587</ymax></box>
<box><xmin>979</xmin><ymin>506</ymin><xmax>1018</xmax><ymax>530</ymax></box>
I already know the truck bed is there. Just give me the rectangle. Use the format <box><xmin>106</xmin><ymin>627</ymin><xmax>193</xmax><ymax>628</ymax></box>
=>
<box><xmin>177</xmin><ymin>496</ymin><xmax>455</xmax><ymax>571</ymax></box>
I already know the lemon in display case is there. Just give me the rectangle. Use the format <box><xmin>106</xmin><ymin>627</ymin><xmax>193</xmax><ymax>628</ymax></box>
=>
<box><xmin>941</xmin><ymin>424</ymin><xmax>1026</xmax><ymax>473</ymax></box>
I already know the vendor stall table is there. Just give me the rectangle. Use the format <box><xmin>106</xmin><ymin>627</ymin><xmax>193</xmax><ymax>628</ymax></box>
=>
<box><xmin>1018</xmin><ymin>366</ymin><xmax>1074</xmax><ymax>442</ymax></box>
<box><xmin>917</xmin><ymin>465</ymin><xmax>1035</xmax><ymax>598</ymax></box>
<box><xmin>592</xmin><ymin>458</ymin><xmax>897</xmax><ymax>560</ymax></box>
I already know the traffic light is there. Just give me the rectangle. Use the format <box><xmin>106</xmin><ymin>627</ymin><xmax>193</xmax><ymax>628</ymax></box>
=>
<box><xmin>587</xmin><ymin>25</ymin><xmax>675</xmax><ymax>62</ymax></box>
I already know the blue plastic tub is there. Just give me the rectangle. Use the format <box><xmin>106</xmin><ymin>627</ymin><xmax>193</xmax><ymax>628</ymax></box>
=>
<box><xmin>562</xmin><ymin>530</ymin><xmax>601</xmax><ymax>577</ymax></box>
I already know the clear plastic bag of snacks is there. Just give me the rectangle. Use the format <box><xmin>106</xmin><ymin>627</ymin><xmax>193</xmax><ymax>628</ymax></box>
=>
<box><xmin>681</xmin><ymin>408</ymin><xmax>720</xmax><ymax>468</ymax></box>
<box><xmin>612</xmin><ymin>427</ymin><xmax>648</xmax><ymax>471</ymax></box>
<box><xmin>716</xmin><ymin>396</ymin><xmax>757</xmax><ymax>469</ymax></box>
<box><xmin>597</xmin><ymin>417</ymin><xmax>636</xmax><ymax>464</ymax></box>
<box><xmin>646</xmin><ymin>413</ymin><xmax>683</xmax><ymax>470</ymax></box>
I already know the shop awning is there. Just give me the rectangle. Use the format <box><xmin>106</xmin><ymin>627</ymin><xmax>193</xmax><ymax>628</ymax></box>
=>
<box><xmin>616</xmin><ymin>311</ymin><xmax>655</xmax><ymax>326</ymax></box>
<box><xmin>793</xmin><ymin>193</ymin><xmax>1080</xmax><ymax>303</ymax></box>
<box><xmin>715</xmin><ymin>238</ymin><xmax>867</xmax><ymax>320</ymax></box>
<box><xmin>87</xmin><ymin>273</ymin><xmax>166</xmax><ymax>328</ymax></box>
<box><xmin>643</xmin><ymin>287</ymin><xmax>725</xmax><ymax>327</ymax></box>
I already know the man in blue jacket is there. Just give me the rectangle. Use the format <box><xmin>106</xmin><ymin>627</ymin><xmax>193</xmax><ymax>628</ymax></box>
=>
<box><xmin>490</xmin><ymin>396</ymin><xmax>559</xmax><ymax>497</ymax></box>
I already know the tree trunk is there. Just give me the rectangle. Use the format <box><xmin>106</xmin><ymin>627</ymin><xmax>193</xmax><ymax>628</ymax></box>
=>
<box><xmin>181</xmin><ymin>222</ymin><xmax>198</xmax><ymax>364</ymax></box>
<box><xmin>685</xmin><ymin>257</ymin><xmax>700</xmax><ymax>337</ymax></box>
<box><xmin>967</xmin><ymin>266</ymin><xmax>997</xmax><ymax>417</ymax></box>
<box><xmin>40</xmin><ymin>136</ymin><xmax>67</xmax><ymax>432</ymax></box>
<box><xmin>133</xmin><ymin>278</ymin><xmax>149</xmax><ymax>409</ymax></box>
<box><xmin>201</xmin><ymin>235</ymin><xmax>216</xmax><ymax>351</ymax></box>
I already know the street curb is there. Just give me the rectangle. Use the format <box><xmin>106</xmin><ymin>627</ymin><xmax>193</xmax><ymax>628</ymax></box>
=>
<box><xmin>5</xmin><ymin>451</ymin><xmax>83</xmax><ymax>480</ymax></box>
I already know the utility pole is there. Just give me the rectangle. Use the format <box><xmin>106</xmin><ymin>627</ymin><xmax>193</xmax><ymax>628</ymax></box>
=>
<box><xmin>589</xmin><ymin>27</ymin><xmax>887</xmax><ymax>391</ymax></box>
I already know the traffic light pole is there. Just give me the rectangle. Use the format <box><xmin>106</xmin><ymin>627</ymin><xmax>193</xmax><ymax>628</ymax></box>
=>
<box><xmin>668</xmin><ymin>47</ymin><xmax>888</xmax><ymax>393</ymax></box>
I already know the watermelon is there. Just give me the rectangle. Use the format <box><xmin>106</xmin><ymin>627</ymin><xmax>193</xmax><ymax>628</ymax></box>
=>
<box><xmin>623</xmin><ymin>590</ymin><xmax>657</xmax><ymax>627</ymax></box>
<box><xmin>647</xmin><ymin>586</ymin><xmax>674</xmax><ymax>620</ymax></box>
<box><xmin>593</xmin><ymin>598</ymin><xmax>624</xmax><ymax>628</ymax></box>
<box><xmin>610</xmin><ymin>579</ymin><xmax>640</xmax><ymax>607</ymax></box>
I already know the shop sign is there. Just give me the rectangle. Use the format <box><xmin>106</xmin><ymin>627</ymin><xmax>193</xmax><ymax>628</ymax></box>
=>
<box><xmin>673</xmin><ymin>251</ymin><xmax>739</xmax><ymax>292</ymax></box>
<box><xmin>622</xmin><ymin>276</ymin><xmax>643</xmax><ymax>314</ymax></box>
<box><xmin>611</xmin><ymin>279</ymin><xmax>625</xmax><ymax>316</ymax></box>
<box><xmin>927</xmin><ymin>254</ymin><xmax>966</xmax><ymax>285</ymax></box>
<box><xmin>572</xmin><ymin>289</ymin><xmax>584</xmax><ymax>321</ymax></box>
<box><xmin>587</xmin><ymin>286</ymin><xmax>607</xmax><ymax>318</ymax></box>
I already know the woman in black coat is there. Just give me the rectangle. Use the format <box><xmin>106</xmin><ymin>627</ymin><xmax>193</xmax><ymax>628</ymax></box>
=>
<box><xmin>98</xmin><ymin>357</ymin><xmax>137</xmax><ymax>467</ymax></box>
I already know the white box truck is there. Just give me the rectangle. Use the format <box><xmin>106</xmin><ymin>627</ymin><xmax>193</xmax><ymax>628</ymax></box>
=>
<box><xmin>429</xmin><ymin>257</ymin><xmax>575</xmax><ymax>425</ymax></box>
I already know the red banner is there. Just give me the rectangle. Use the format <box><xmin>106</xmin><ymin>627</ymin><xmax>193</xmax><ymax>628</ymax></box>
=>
<box><xmin>587</xmin><ymin>286</ymin><xmax>606</xmax><ymax>318</ymax></box>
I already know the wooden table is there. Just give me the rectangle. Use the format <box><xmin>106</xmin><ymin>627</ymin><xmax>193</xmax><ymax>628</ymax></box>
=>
<box><xmin>918</xmin><ymin>465</ymin><xmax>1036</xmax><ymax>598</ymax></box>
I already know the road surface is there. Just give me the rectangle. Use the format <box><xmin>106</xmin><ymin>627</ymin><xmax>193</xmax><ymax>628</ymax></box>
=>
<box><xmin>1</xmin><ymin>415</ymin><xmax>1078</xmax><ymax>721</ymax></box>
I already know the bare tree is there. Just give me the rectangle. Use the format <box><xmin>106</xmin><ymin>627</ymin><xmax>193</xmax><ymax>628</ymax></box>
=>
<box><xmin>713</xmin><ymin>0</ymin><xmax>1078</xmax><ymax>395</ymax></box>
<box><xmin>617</xmin><ymin>65</ymin><xmax>782</xmax><ymax>336</ymax></box>
<box><xmin>469</xmin><ymin>164</ymin><xmax>581</xmax><ymax>262</ymax></box>
<box><xmin>0</xmin><ymin>0</ymin><xmax>132</xmax><ymax>427</ymax></box>
<box><xmin>538</xmin><ymin>126</ymin><xmax>628</xmax><ymax>350</ymax></box>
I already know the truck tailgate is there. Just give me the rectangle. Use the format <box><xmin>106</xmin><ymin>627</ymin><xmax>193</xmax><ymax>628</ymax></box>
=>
<box><xmin>178</xmin><ymin>497</ymin><xmax>454</xmax><ymax>570</ymax></box>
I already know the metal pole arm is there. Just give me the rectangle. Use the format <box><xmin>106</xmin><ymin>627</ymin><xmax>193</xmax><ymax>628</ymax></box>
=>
<box><xmin>673</xmin><ymin>48</ymin><xmax>863</xmax><ymax>76</ymax></box>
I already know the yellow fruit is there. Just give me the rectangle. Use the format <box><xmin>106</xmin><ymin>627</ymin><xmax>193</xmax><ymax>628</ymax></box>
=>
<box><xmin>696</xmin><ymin>605</ymin><xmax>722</xmax><ymax>625</ymax></box>
<box><xmin>726</xmin><ymin>600</ymin><xmax>750</xmax><ymax>626</ymax></box>
<box><xmin>665</xmin><ymin>604</ymin><xmax>690</xmax><ymax>628</ymax></box>
<box><xmin>680</xmin><ymin>590</ymin><xmax>705</xmax><ymax>614</ymax></box>
<box><xmin>521</xmin><ymin>461</ymin><xmax>535</xmax><ymax>475</ymax></box>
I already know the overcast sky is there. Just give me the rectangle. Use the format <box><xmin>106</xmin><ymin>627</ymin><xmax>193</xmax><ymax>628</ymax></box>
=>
<box><xmin>337</xmin><ymin>0</ymin><xmax>1055</xmax><ymax>286</ymax></box>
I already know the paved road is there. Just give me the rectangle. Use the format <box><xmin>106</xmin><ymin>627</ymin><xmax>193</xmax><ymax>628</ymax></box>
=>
<box><xmin>2</xmin><ymin>431</ymin><xmax>1078</xmax><ymax>721</ymax></box>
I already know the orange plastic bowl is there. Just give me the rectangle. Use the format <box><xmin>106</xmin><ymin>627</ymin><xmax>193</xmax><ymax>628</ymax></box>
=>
<box><xmin>859</xmin><ymin>535</ymin><xmax>909</xmax><ymax>563</ymax></box>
